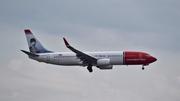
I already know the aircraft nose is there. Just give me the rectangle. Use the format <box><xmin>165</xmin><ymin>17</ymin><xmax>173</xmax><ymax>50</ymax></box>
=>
<box><xmin>151</xmin><ymin>56</ymin><xmax>157</xmax><ymax>62</ymax></box>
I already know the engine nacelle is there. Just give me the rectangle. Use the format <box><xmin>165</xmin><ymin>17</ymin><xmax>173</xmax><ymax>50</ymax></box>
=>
<box><xmin>97</xmin><ymin>58</ymin><xmax>111</xmax><ymax>66</ymax></box>
<box><xmin>97</xmin><ymin>65</ymin><xmax>113</xmax><ymax>69</ymax></box>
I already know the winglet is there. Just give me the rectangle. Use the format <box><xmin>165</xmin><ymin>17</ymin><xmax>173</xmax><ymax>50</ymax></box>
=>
<box><xmin>63</xmin><ymin>38</ymin><xmax>70</xmax><ymax>46</ymax></box>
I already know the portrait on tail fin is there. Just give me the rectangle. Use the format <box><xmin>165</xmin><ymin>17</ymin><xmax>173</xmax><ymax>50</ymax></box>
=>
<box><xmin>29</xmin><ymin>38</ymin><xmax>40</xmax><ymax>53</ymax></box>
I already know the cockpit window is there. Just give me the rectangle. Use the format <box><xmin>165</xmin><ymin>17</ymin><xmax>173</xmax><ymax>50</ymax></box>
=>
<box><xmin>146</xmin><ymin>54</ymin><xmax>150</xmax><ymax>57</ymax></box>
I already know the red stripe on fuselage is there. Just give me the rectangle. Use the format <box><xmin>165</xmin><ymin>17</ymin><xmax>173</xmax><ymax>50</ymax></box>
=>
<box><xmin>124</xmin><ymin>51</ymin><xmax>147</xmax><ymax>65</ymax></box>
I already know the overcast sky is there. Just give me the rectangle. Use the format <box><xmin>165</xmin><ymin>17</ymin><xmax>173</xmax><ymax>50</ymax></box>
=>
<box><xmin>0</xmin><ymin>0</ymin><xmax>180</xmax><ymax>101</ymax></box>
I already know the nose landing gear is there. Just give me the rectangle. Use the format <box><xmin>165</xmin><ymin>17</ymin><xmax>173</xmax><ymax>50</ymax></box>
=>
<box><xmin>142</xmin><ymin>64</ymin><xmax>149</xmax><ymax>70</ymax></box>
<box><xmin>142</xmin><ymin>66</ymin><xmax>145</xmax><ymax>70</ymax></box>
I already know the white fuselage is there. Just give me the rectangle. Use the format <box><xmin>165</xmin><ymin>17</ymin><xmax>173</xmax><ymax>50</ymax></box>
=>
<box><xmin>30</xmin><ymin>51</ymin><xmax>124</xmax><ymax>66</ymax></box>
<box><xmin>23</xmin><ymin>29</ymin><xmax>157</xmax><ymax>72</ymax></box>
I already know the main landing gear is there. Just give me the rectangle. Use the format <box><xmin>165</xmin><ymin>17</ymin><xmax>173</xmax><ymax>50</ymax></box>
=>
<box><xmin>87</xmin><ymin>64</ymin><xmax>93</xmax><ymax>73</ymax></box>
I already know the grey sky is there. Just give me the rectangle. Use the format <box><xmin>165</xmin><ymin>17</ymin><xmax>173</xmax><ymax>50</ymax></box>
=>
<box><xmin>0</xmin><ymin>0</ymin><xmax>180</xmax><ymax>101</ymax></box>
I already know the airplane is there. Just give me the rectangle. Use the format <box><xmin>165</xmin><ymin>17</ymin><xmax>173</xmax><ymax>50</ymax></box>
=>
<box><xmin>21</xmin><ymin>29</ymin><xmax>157</xmax><ymax>73</ymax></box>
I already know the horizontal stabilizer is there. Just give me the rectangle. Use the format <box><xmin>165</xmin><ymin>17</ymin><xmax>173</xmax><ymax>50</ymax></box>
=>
<box><xmin>21</xmin><ymin>50</ymin><xmax>39</xmax><ymax>57</ymax></box>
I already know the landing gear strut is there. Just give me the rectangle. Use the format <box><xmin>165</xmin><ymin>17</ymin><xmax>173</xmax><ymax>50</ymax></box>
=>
<box><xmin>142</xmin><ymin>66</ymin><xmax>145</xmax><ymax>70</ymax></box>
<box><xmin>87</xmin><ymin>64</ymin><xmax>93</xmax><ymax>73</ymax></box>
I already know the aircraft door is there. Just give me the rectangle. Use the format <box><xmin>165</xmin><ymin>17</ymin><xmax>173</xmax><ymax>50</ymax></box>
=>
<box><xmin>46</xmin><ymin>54</ymin><xmax>50</xmax><ymax>62</ymax></box>
<box><xmin>139</xmin><ymin>53</ymin><xmax>143</xmax><ymax>59</ymax></box>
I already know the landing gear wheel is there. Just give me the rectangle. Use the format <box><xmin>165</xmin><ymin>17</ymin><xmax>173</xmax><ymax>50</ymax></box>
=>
<box><xmin>142</xmin><ymin>66</ymin><xmax>145</xmax><ymax>70</ymax></box>
<box><xmin>87</xmin><ymin>64</ymin><xmax>93</xmax><ymax>73</ymax></box>
<box><xmin>88</xmin><ymin>67</ymin><xmax>93</xmax><ymax>73</ymax></box>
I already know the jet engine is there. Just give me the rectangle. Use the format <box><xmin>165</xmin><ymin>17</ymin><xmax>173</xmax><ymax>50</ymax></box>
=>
<box><xmin>97</xmin><ymin>65</ymin><xmax>113</xmax><ymax>69</ymax></box>
<box><xmin>97</xmin><ymin>58</ymin><xmax>111</xmax><ymax>66</ymax></box>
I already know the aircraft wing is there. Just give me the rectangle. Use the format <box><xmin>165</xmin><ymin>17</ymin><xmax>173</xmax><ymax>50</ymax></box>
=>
<box><xmin>63</xmin><ymin>38</ymin><xmax>97</xmax><ymax>65</ymax></box>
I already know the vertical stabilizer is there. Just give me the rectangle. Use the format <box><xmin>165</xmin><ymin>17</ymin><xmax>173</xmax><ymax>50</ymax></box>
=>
<box><xmin>24</xmin><ymin>29</ymin><xmax>52</xmax><ymax>53</ymax></box>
